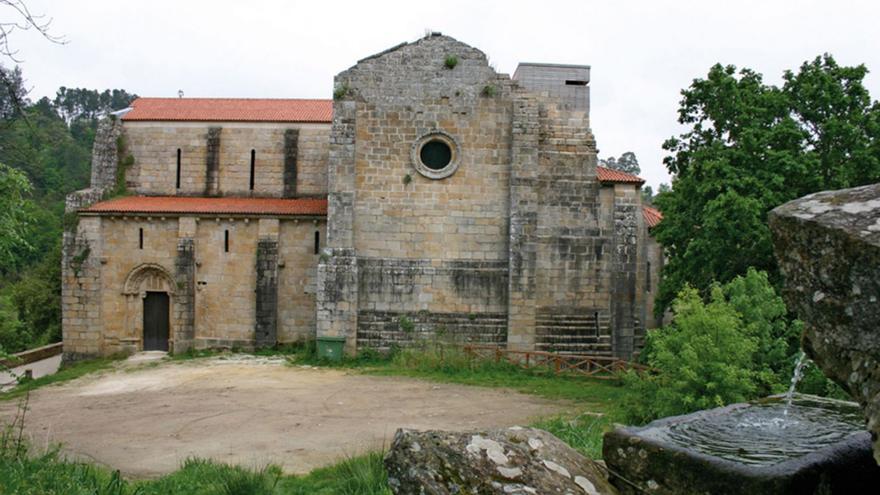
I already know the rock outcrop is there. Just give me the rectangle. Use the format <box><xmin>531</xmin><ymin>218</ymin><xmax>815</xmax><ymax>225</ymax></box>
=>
<box><xmin>384</xmin><ymin>427</ymin><xmax>616</xmax><ymax>495</ymax></box>
<box><xmin>769</xmin><ymin>182</ymin><xmax>880</xmax><ymax>463</ymax></box>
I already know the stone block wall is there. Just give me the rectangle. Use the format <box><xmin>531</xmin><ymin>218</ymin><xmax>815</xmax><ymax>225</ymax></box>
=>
<box><xmin>277</xmin><ymin>220</ymin><xmax>324</xmax><ymax>343</ymax></box>
<box><xmin>319</xmin><ymin>34</ymin><xmax>517</xmax><ymax>353</ymax></box>
<box><xmin>64</xmin><ymin>213</ymin><xmax>323</xmax><ymax>357</ymax></box>
<box><xmin>61</xmin><ymin>215</ymin><xmax>104</xmax><ymax>360</ymax></box>
<box><xmin>122</xmin><ymin>122</ymin><xmax>329</xmax><ymax>197</ymax></box>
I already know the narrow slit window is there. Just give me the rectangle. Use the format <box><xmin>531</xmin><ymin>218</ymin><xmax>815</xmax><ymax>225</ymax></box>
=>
<box><xmin>224</xmin><ymin>229</ymin><xmax>230</xmax><ymax>253</ymax></box>
<box><xmin>314</xmin><ymin>231</ymin><xmax>320</xmax><ymax>255</ymax></box>
<box><xmin>646</xmin><ymin>261</ymin><xmax>652</xmax><ymax>291</ymax></box>
<box><xmin>139</xmin><ymin>228</ymin><xmax>144</xmax><ymax>250</ymax></box>
<box><xmin>176</xmin><ymin>149</ymin><xmax>182</xmax><ymax>189</ymax></box>
<box><xmin>249</xmin><ymin>149</ymin><xmax>256</xmax><ymax>191</ymax></box>
<box><xmin>594</xmin><ymin>312</ymin><xmax>600</xmax><ymax>337</ymax></box>
<box><xmin>565</xmin><ymin>80</ymin><xmax>588</xmax><ymax>86</ymax></box>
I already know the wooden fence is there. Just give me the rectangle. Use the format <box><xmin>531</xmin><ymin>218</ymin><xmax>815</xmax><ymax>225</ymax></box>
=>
<box><xmin>462</xmin><ymin>344</ymin><xmax>649</xmax><ymax>379</ymax></box>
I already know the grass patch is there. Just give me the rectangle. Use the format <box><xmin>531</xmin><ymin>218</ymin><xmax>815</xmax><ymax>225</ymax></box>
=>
<box><xmin>532</xmin><ymin>413</ymin><xmax>614</xmax><ymax>459</ymax></box>
<box><xmin>1</xmin><ymin>356</ymin><xmax>121</xmax><ymax>401</ymax></box>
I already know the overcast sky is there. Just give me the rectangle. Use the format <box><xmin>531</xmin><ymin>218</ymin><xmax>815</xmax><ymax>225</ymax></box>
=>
<box><xmin>9</xmin><ymin>0</ymin><xmax>880</xmax><ymax>188</ymax></box>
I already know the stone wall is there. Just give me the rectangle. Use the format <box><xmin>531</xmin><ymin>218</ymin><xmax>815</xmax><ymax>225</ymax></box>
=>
<box><xmin>61</xmin><ymin>215</ymin><xmax>104</xmax><ymax>360</ymax></box>
<box><xmin>90</xmin><ymin>117</ymin><xmax>124</xmax><ymax>190</ymax></box>
<box><xmin>277</xmin><ymin>220</ymin><xmax>323</xmax><ymax>343</ymax></box>
<box><xmin>65</xmin><ymin>213</ymin><xmax>323</xmax><ymax>357</ymax></box>
<box><xmin>320</xmin><ymin>34</ymin><xmax>516</xmax><ymax>353</ymax></box>
<box><xmin>122</xmin><ymin>121</ymin><xmax>329</xmax><ymax>197</ymax></box>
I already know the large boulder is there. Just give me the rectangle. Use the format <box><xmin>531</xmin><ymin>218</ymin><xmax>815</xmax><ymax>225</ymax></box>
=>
<box><xmin>769</xmin><ymin>182</ymin><xmax>880</xmax><ymax>463</ymax></box>
<box><xmin>384</xmin><ymin>426</ymin><xmax>616</xmax><ymax>495</ymax></box>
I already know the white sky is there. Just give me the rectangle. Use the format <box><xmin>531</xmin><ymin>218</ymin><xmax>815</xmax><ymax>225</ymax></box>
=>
<box><xmin>9</xmin><ymin>0</ymin><xmax>880</xmax><ymax>188</ymax></box>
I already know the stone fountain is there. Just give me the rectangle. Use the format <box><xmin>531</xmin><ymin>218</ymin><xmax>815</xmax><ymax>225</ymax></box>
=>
<box><xmin>603</xmin><ymin>182</ymin><xmax>880</xmax><ymax>494</ymax></box>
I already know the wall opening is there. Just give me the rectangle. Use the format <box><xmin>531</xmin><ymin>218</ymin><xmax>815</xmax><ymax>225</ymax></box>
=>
<box><xmin>565</xmin><ymin>80</ymin><xmax>588</xmax><ymax>86</ymax></box>
<box><xmin>314</xmin><ymin>230</ymin><xmax>320</xmax><ymax>255</ymax></box>
<box><xmin>139</xmin><ymin>228</ymin><xmax>144</xmax><ymax>250</ymax></box>
<box><xmin>595</xmin><ymin>311</ymin><xmax>600</xmax><ymax>337</ymax></box>
<box><xmin>249</xmin><ymin>149</ymin><xmax>256</xmax><ymax>191</ymax></box>
<box><xmin>175</xmin><ymin>148</ymin><xmax>182</xmax><ymax>189</ymax></box>
<box><xmin>420</xmin><ymin>140</ymin><xmax>452</xmax><ymax>170</ymax></box>
<box><xmin>143</xmin><ymin>291</ymin><xmax>170</xmax><ymax>352</ymax></box>
<box><xmin>646</xmin><ymin>261</ymin><xmax>652</xmax><ymax>292</ymax></box>
<box><xmin>224</xmin><ymin>229</ymin><xmax>230</xmax><ymax>253</ymax></box>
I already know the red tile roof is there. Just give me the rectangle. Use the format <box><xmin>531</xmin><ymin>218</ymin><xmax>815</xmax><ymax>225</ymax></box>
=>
<box><xmin>596</xmin><ymin>166</ymin><xmax>646</xmax><ymax>185</ymax></box>
<box><xmin>643</xmin><ymin>206</ymin><xmax>663</xmax><ymax>228</ymax></box>
<box><xmin>82</xmin><ymin>196</ymin><xmax>327</xmax><ymax>217</ymax></box>
<box><xmin>122</xmin><ymin>98</ymin><xmax>333</xmax><ymax>123</ymax></box>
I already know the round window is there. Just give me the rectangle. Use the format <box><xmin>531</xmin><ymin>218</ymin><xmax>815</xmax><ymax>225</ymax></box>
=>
<box><xmin>411</xmin><ymin>131</ymin><xmax>461</xmax><ymax>179</ymax></box>
<box><xmin>420</xmin><ymin>140</ymin><xmax>452</xmax><ymax>170</ymax></box>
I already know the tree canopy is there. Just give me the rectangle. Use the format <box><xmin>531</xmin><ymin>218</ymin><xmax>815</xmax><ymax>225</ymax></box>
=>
<box><xmin>0</xmin><ymin>62</ymin><xmax>135</xmax><ymax>352</ymax></box>
<box><xmin>600</xmin><ymin>151</ymin><xmax>641</xmax><ymax>175</ymax></box>
<box><xmin>654</xmin><ymin>54</ymin><xmax>880</xmax><ymax>311</ymax></box>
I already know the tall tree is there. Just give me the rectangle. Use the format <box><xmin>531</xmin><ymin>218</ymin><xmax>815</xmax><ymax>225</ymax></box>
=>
<box><xmin>600</xmin><ymin>151</ymin><xmax>641</xmax><ymax>175</ymax></box>
<box><xmin>0</xmin><ymin>162</ymin><xmax>33</xmax><ymax>274</ymax></box>
<box><xmin>654</xmin><ymin>56</ymin><xmax>880</xmax><ymax>312</ymax></box>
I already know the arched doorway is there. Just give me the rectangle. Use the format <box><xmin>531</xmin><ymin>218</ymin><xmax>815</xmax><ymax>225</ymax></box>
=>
<box><xmin>123</xmin><ymin>263</ymin><xmax>175</xmax><ymax>352</ymax></box>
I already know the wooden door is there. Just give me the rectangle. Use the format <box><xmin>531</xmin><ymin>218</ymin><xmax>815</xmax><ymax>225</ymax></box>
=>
<box><xmin>143</xmin><ymin>292</ymin><xmax>169</xmax><ymax>351</ymax></box>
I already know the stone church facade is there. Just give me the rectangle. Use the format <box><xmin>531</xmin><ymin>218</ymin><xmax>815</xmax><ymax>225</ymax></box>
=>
<box><xmin>62</xmin><ymin>34</ymin><xmax>662</xmax><ymax>361</ymax></box>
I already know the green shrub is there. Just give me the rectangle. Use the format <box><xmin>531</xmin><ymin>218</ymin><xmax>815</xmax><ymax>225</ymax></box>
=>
<box><xmin>620</xmin><ymin>285</ymin><xmax>757</xmax><ymax>424</ymax></box>
<box><xmin>444</xmin><ymin>55</ymin><xmax>459</xmax><ymax>69</ymax></box>
<box><xmin>481</xmin><ymin>84</ymin><xmax>497</xmax><ymax>97</ymax></box>
<box><xmin>333</xmin><ymin>83</ymin><xmax>350</xmax><ymax>100</ymax></box>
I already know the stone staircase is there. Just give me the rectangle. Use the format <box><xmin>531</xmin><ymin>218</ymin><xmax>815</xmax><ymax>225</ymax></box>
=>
<box><xmin>357</xmin><ymin>310</ymin><xmax>507</xmax><ymax>352</ymax></box>
<box><xmin>534</xmin><ymin>310</ymin><xmax>612</xmax><ymax>356</ymax></box>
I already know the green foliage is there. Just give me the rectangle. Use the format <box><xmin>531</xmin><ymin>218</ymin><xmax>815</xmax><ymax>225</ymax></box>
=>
<box><xmin>0</xmin><ymin>295</ymin><xmax>31</xmax><ymax>355</ymax></box>
<box><xmin>0</xmin><ymin>163</ymin><xmax>34</xmax><ymax>274</ymax></box>
<box><xmin>621</xmin><ymin>284</ymin><xmax>758</xmax><ymax>424</ymax></box>
<box><xmin>722</xmin><ymin>268</ymin><xmax>800</xmax><ymax>394</ymax></box>
<box><xmin>52</xmin><ymin>87</ymin><xmax>137</xmax><ymax>126</ymax></box>
<box><xmin>397</xmin><ymin>315</ymin><xmax>414</xmax><ymax>333</ymax></box>
<box><xmin>481</xmin><ymin>84</ymin><xmax>497</xmax><ymax>97</ymax></box>
<box><xmin>600</xmin><ymin>151</ymin><xmax>640</xmax><ymax>175</ymax></box>
<box><xmin>621</xmin><ymin>269</ymin><xmax>844</xmax><ymax>423</ymax></box>
<box><xmin>655</xmin><ymin>54</ymin><xmax>880</xmax><ymax>311</ymax></box>
<box><xmin>333</xmin><ymin>83</ymin><xmax>350</xmax><ymax>100</ymax></box>
<box><xmin>402</xmin><ymin>173</ymin><xmax>412</xmax><ymax>185</ymax></box>
<box><xmin>444</xmin><ymin>55</ymin><xmax>459</xmax><ymax>69</ymax></box>
<box><xmin>532</xmin><ymin>414</ymin><xmax>612</xmax><ymax>460</ymax></box>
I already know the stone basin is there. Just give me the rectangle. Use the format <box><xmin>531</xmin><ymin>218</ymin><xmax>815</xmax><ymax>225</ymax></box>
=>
<box><xmin>603</xmin><ymin>395</ymin><xmax>880</xmax><ymax>494</ymax></box>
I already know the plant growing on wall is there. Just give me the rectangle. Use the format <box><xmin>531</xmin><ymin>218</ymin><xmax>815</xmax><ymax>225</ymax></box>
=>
<box><xmin>481</xmin><ymin>84</ymin><xmax>497</xmax><ymax>97</ymax></box>
<box><xmin>402</xmin><ymin>173</ymin><xmax>412</xmax><ymax>186</ymax></box>
<box><xmin>333</xmin><ymin>83</ymin><xmax>350</xmax><ymax>100</ymax></box>
<box><xmin>398</xmin><ymin>315</ymin><xmax>415</xmax><ymax>334</ymax></box>
<box><xmin>444</xmin><ymin>55</ymin><xmax>459</xmax><ymax>69</ymax></box>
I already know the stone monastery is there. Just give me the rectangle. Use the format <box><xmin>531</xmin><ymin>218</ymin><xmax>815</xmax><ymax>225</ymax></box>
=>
<box><xmin>62</xmin><ymin>34</ymin><xmax>663</xmax><ymax>361</ymax></box>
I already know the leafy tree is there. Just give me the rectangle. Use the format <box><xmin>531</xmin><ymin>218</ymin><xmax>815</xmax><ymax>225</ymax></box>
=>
<box><xmin>621</xmin><ymin>284</ymin><xmax>757</xmax><ymax>424</ymax></box>
<box><xmin>0</xmin><ymin>163</ymin><xmax>34</xmax><ymax>274</ymax></box>
<box><xmin>0</xmin><ymin>64</ymin><xmax>27</xmax><ymax>120</ymax></box>
<box><xmin>600</xmin><ymin>151</ymin><xmax>641</xmax><ymax>175</ymax></box>
<box><xmin>641</xmin><ymin>185</ymin><xmax>654</xmax><ymax>204</ymax></box>
<box><xmin>53</xmin><ymin>87</ymin><xmax>137</xmax><ymax>125</ymax></box>
<box><xmin>654</xmin><ymin>55</ymin><xmax>880</xmax><ymax>312</ymax></box>
<box><xmin>722</xmin><ymin>268</ymin><xmax>801</xmax><ymax>395</ymax></box>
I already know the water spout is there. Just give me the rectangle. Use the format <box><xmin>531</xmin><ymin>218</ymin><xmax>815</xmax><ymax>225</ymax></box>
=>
<box><xmin>784</xmin><ymin>352</ymin><xmax>808</xmax><ymax>415</ymax></box>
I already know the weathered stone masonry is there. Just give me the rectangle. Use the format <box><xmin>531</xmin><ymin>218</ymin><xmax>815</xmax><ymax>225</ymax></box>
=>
<box><xmin>316</xmin><ymin>34</ymin><xmax>660</xmax><ymax>359</ymax></box>
<box><xmin>63</xmin><ymin>34</ymin><xmax>662</xmax><ymax>360</ymax></box>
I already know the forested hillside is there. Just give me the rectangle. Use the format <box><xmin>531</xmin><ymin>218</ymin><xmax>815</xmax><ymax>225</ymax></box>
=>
<box><xmin>0</xmin><ymin>64</ymin><xmax>135</xmax><ymax>353</ymax></box>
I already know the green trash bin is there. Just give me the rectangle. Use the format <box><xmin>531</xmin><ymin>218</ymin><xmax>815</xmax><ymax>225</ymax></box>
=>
<box><xmin>316</xmin><ymin>336</ymin><xmax>346</xmax><ymax>362</ymax></box>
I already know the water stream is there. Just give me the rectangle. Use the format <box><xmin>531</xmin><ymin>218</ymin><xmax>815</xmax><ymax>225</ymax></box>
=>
<box><xmin>784</xmin><ymin>352</ymin><xmax>808</xmax><ymax>415</ymax></box>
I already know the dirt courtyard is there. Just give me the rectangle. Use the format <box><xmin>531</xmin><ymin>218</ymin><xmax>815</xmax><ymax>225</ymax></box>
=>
<box><xmin>0</xmin><ymin>355</ymin><xmax>571</xmax><ymax>477</ymax></box>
